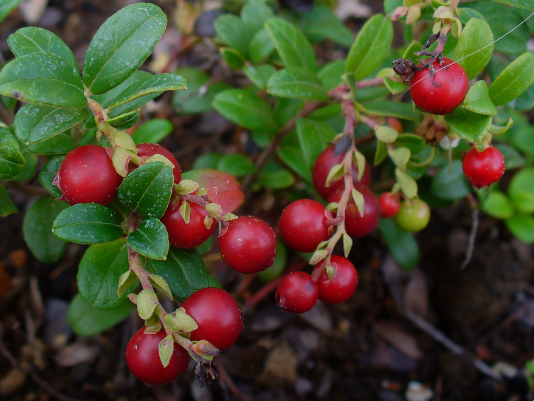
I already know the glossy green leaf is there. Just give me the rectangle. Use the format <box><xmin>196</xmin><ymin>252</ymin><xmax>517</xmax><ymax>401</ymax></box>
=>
<box><xmin>131</xmin><ymin>119</ymin><xmax>173</xmax><ymax>144</ymax></box>
<box><xmin>0</xmin><ymin>0</ymin><xmax>22</xmax><ymax>23</ymax></box>
<box><xmin>127</xmin><ymin>217</ymin><xmax>169</xmax><ymax>260</ymax></box>
<box><xmin>107</xmin><ymin>73</ymin><xmax>186</xmax><ymax>111</ymax></box>
<box><xmin>241</xmin><ymin>2</ymin><xmax>275</xmax><ymax>35</ymax></box>
<box><xmin>375</xmin><ymin>140</ymin><xmax>388</xmax><ymax>165</ymax></box>
<box><xmin>300</xmin><ymin>5</ymin><xmax>353</xmax><ymax>47</ymax></box>
<box><xmin>318</xmin><ymin>60</ymin><xmax>345</xmax><ymax>91</ymax></box>
<box><xmin>403</xmin><ymin>41</ymin><xmax>423</xmax><ymax>63</ymax></box>
<box><xmin>509</xmin><ymin>168</ymin><xmax>534</xmax><ymax>213</ymax></box>
<box><xmin>146</xmin><ymin>247</ymin><xmax>208</xmax><ymax>302</ymax></box>
<box><xmin>217</xmin><ymin>154</ymin><xmax>257</xmax><ymax>177</ymax></box>
<box><xmin>14</xmin><ymin>104</ymin><xmax>88</xmax><ymax>145</ymax></box>
<box><xmin>78</xmin><ymin>239</ymin><xmax>135</xmax><ymax>309</ymax></box>
<box><xmin>257</xmin><ymin>162</ymin><xmax>295</xmax><ymax>189</ymax></box>
<box><xmin>11</xmin><ymin>148</ymin><xmax>37</xmax><ymax>182</ymax></box>
<box><xmin>345</xmin><ymin>14</ymin><xmax>393</xmax><ymax>80</ymax></box>
<box><xmin>0</xmin><ymin>127</ymin><xmax>25</xmax><ymax>180</ymax></box>
<box><xmin>482</xmin><ymin>191</ymin><xmax>514</xmax><ymax>219</ymax></box>
<box><xmin>489</xmin><ymin>0</ymin><xmax>534</xmax><ymax>12</ymax></box>
<box><xmin>462</xmin><ymin>81</ymin><xmax>497</xmax><ymax>116</ymax></box>
<box><xmin>53</xmin><ymin>203</ymin><xmax>124</xmax><ymax>244</ymax></box>
<box><xmin>0</xmin><ymin>185</ymin><xmax>17</xmax><ymax>217</ymax></box>
<box><xmin>454</xmin><ymin>18</ymin><xmax>494</xmax><ymax>80</ymax></box>
<box><xmin>396</xmin><ymin>134</ymin><xmax>425</xmax><ymax>154</ymax></box>
<box><xmin>192</xmin><ymin>152</ymin><xmax>224</xmax><ymax>170</ymax></box>
<box><xmin>296</xmin><ymin>118</ymin><xmax>337</xmax><ymax>170</ymax></box>
<box><xmin>274</xmin><ymin>98</ymin><xmax>304</xmax><ymax>127</ymax></box>
<box><xmin>8</xmin><ymin>27</ymin><xmax>78</xmax><ymax>70</ymax></box>
<box><xmin>27</xmin><ymin>132</ymin><xmax>76</xmax><ymax>155</ymax></box>
<box><xmin>213</xmin><ymin>89</ymin><xmax>278</xmax><ymax>134</ymax></box>
<box><xmin>83</xmin><ymin>3</ymin><xmax>166</xmax><ymax>94</ymax></box>
<box><xmin>68</xmin><ymin>293</ymin><xmax>133</xmax><ymax>336</ymax></box>
<box><xmin>265</xmin><ymin>18</ymin><xmax>317</xmax><ymax>72</ymax></box>
<box><xmin>278</xmin><ymin>131</ymin><xmax>311</xmax><ymax>181</ymax></box>
<box><xmin>356</xmin><ymin>101</ymin><xmax>422</xmax><ymax>122</ymax></box>
<box><xmin>445</xmin><ymin>107</ymin><xmax>492</xmax><ymax>143</ymax></box>
<box><xmin>23</xmin><ymin>197</ymin><xmax>68</xmax><ymax>263</ymax></box>
<box><xmin>118</xmin><ymin>162</ymin><xmax>173</xmax><ymax>220</ymax></box>
<box><xmin>267</xmin><ymin>67</ymin><xmax>329</xmax><ymax>100</ymax></box>
<box><xmin>244</xmin><ymin>65</ymin><xmax>277</xmax><ymax>90</ymax></box>
<box><xmin>494</xmin><ymin>143</ymin><xmax>525</xmax><ymax>170</ymax></box>
<box><xmin>505</xmin><ymin>215</ymin><xmax>534</xmax><ymax>244</ymax></box>
<box><xmin>489</xmin><ymin>52</ymin><xmax>534</xmax><ymax>106</ymax></box>
<box><xmin>378</xmin><ymin>219</ymin><xmax>419</xmax><ymax>271</ymax></box>
<box><xmin>0</xmin><ymin>53</ymin><xmax>86</xmax><ymax>108</ymax></box>
<box><xmin>39</xmin><ymin>156</ymin><xmax>64</xmax><ymax>198</ymax></box>
<box><xmin>214</xmin><ymin>14</ymin><xmax>251</xmax><ymax>58</ymax></box>
<box><xmin>107</xmin><ymin>110</ymin><xmax>140</xmax><ymax>130</ymax></box>
<box><xmin>173</xmin><ymin>72</ymin><xmax>231</xmax><ymax>115</ymax></box>
<box><xmin>249</xmin><ymin>28</ymin><xmax>275</xmax><ymax>64</ymax></box>
<box><xmin>431</xmin><ymin>160</ymin><xmax>471</xmax><ymax>200</ymax></box>
<box><xmin>221</xmin><ymin>48</ymin><xmax>245</xmax><ymax>69</ymax></box>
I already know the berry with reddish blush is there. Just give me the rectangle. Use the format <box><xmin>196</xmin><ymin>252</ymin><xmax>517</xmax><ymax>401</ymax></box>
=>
<box><xmin>126</xmin><ymin>327</ymin><xmax>190</xmax><ymax>386</ymax></box>
<box><xmin>387</xmin><ymin>117</ymin><xmax>403</xmax><ymax>134</ymax></box>
<box><xmin>312</xmin><ymin>146</ymin><xmax>371</xmax><ymax>200</ymax></box>
<box><xmin>134</xmin><ymin>143</ymin><xmax>182</xmax><ymax>183</ymax></box>
<box><xmin>219</xmin><ymin>216</ymin><xmax>277</xmax><ymax>274</ymax></box>
<box><xmin>328</xmin><ymin>184</ymin><xmax>380</xmax><ymax>238</ymax></box>
<box><xmin>275</xmin><ymin>272</ymin><xmax>319</xmax><ymax>313</ymax></box>
<box><xmin>278</xmin><ymin>199</ymin><xmax>331</xmax><ymax>252</ymax></box>
<box><xmin>313</xmin><ymin>255</ymin><xmax>358</xmax><ymax>304</ymax></box>
<box><xmin>462</xmin><ymin>146</ymin><xmax>505</xmax><ymax>189</ymax></box>
<box><xmin>379</xmin><ymin>192</ymin><xmax>401</xmax><ymax>218</ymax></box>
<box><xmin>54</xmin><ymin>145</ymin><xmax>122</xmax><ymax>205</ymax></box>
<box><xmin>394</xmin><ymin>199</ymin><xmax>430</xmax><ymax>232</ymax></box>
<box><xmin>161</xmin><ymin>200</ymin><xmax>215</xmax><ymax>249</ymax></box>
<box><xmin>410</xmin><ymin>58</ymin><xmax>469</xmax><ymax>115</ymax></box>
<box><xmin>181</xmin><ymin>288</ymin><xmax>243</xmax><ymax>351</ymax></box>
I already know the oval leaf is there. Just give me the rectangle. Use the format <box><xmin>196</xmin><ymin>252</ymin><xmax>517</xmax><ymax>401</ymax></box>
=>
<box><xmin>378</xmin><ymin>219</ymin><xmax>419</xmax><ymax>271</ymax></box>
<box><xmin>0</xmin><ymin>185</ymin><xmax>17</xmax><ymax>217</ymax></box>
<box><xmin>217</xmin><ymin>154</ymin><xmax>257</xmax><ymax>177</ymax></box>
<box><xmin>489</xmin><ymin>52</ymin><xmax>534</xmax><ymax>106</ymax></box>
<box><xmin>462</xmin><ymin>81</ymin><xmax>497</xmax><ymax>116</ymax></box>
<box><xmin>267</xmin><ymin>67</ymin><xmax>329</xmax><ymax>101</ymax></box>
<box><xmin>0</xmin><ymin>127</ymin><xmax>25</xmax><ymax>180</ymax></box>
<box><xmin>430</xmin><ymin>160</ymin><xmax>471</xmax><ymax>200</ymax></box>
<box><xmin>445</xmin><ymin>107</ymin><xmax>492</xmax><ymax>143</ymax></box>
<box><xmin>505</xmin><ymin>215</ymin><xmax>534</xmax><ymax>244</ymax></box>
<box><xmin>482</xmin><ymin>191</ymin><xmax>514</xmax><ymax>219</ymax></box>
<box><xmin>454</xmin><ymin>18</ymin><xmax>494</xmax><ymax>80</ymax></box>
<box><xmin>127</xmin><ymin>217</ymin><xmax>169</xmax><ymax>260</ymax></box>
<box><xmin>107</xmin><ymin>110</ymin><xmax>140</xmax><ymax>130</ymax></box>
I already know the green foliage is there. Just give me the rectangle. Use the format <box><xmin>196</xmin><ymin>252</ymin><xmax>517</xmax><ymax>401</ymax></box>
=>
<box><xmin>0</xmin><ymin>127</ymin><xmax>25</xmax><ymax>180</ymax></box>
<box><xmin>127</xmin><ymin>218</ymin><xmax>169</xmax><ymax>260</ymax></box>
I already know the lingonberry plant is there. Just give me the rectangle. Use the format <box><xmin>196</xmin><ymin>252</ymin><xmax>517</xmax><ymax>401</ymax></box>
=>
<box><xmin>1</xmin><ymin>0</ymin><xmax>534</xmax><ymax>391</ymax></box>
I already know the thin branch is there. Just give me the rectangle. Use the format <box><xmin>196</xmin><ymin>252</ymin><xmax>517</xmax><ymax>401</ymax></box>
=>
<box><xmin>356</xmin><ymin>76</ymin><xmax>385</xmax><ymax>88</ymax></box>
<box><xmin>2</xmin><ymin>181</ymin><xmax>49</xmax><ymax>197</ymax></box>
<box><xmin>460</xmin><ymin>208</ymin><xmax>479</xmax><ymax>270</ymax></box>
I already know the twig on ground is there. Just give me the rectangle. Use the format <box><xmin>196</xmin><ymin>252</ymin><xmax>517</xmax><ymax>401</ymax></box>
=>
<box><xmin>460</xmin><ymin>208</ymin><xmax>479</xmax><ymax>270</ymax></box>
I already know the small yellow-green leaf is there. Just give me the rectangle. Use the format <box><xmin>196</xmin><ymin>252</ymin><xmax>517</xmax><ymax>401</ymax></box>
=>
<box><xmin>158</xmin><ymin>334</ymin><xmax>174</xmax><ymax>368</ymax></box>
<box><xmin>137</xmin><ymin>289</ymin><xmax>158</xmax><ymax>320</ymax></box>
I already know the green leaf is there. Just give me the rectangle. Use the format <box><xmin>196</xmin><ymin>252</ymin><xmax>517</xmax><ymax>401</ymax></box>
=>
<box><xmin>356</xmin><ymin>101</ymin><xmax>422</xmax><ymax>122</ymax></box>
<box><xmin>454</xmin><ymin>18</ymin><xmax>494</xmax><ymax>80</ymax></box>
<box><xmin>249</xmin><ymin>28</ymin><xmax>275</xmax><ymax>64</ymax></box>
<box><xmin>318</xmin><ymin>60</ymin><xmax>346</xmax><ymax>91</ymax></box>
<box><xmin>136</xmin><ymin>289</ymin><xmax>158</xmax><ymax>319</ymax></box>
<box><xmin>345</xmin><ymin>14</ymin><xmax>393</xmax><ymax>80</ymax></box>
<box><xmin>278</xmin><ymin>131</ymin><xmax>311</xmax><ymax>181</ymax></box>
<box><xmin>241</xmin><ymin>2</ymin><xmax>275</xmax><ymax>35</ymax></box>
<box><xmin>11</xmin><ymin>148</ymin><xmax>37</xmax><ymax>182</ymax></box>
<box><xmin>396</xmin><ymin>134</ymin><xmax>425</xmax><ymax>154</ymax></box>
<box><xmin>131</xmin><ymin>119</ymin><xmax>172</xmax><ymax>144</ymax></box>
<box><xmin>300</xmin><ymin>5</ymin><xmax>353</xmax><ymax>48</ymax></box>
<box><xmin>396</xmin><ymin>168</ymin><xmax>418</xmax><ymax>199</ymax></box>
<box><xmin>489</xmin><ymin>0</ymin><xmax>534</xmax><ymax>11</ymax></box>
<box><xmin>378</xmin><ymin>219</ymin><xmax>420</xmax><ymax>271</ymax></box>
<box><xmin>0</xmin><ymin>53</ymin><xmax>86</xmax><ymax>108</ymax></box>
<box><xmin>0</xmin><ymin>0</ymin><xmax>22</xmax><ymax>23</ymax></box>
<box><xmin>214</xmin><ymin>14</ymin><xmax>251</xmax><ymax>59</ymax></box>
<box><xmin>68</xmin><ymin>293</ymin><xmax>133</xmax><ymax>337</ymax></box>
<box><xmin>23</xmin><ymin>197</ymin><xmax>68</xmax><ymax>263</ymax></box>
<box><xmin>107</xmin><ymin>73</ymin><xmax>186</xmax><ymax>111</ymax></box>
<box><xmin>509</xmin><ymin>167</ymin><xmax>534</xmax><ymax>213</ymax></box>
<box><xmin>403</xmin><ymin>41</ymin><xmax>423</xmax><ymax>63</ymax></box>
<box><xmin>39</xmin><ymin>156</ymin><xmax>64</xmax><ymax>198</ymax></box>
<box><xmin>52</xmin><ymin>203</ymin><xmax>124</xmax><ymax>244</ymax></box>
<box><xmin>296</xmin><ymin>118</ymin><xmax>337</xmax><ymax>170</ymax></box>
<box><xmin>375</xmin><ymin>125</ymin><xmax>398</xmax><ymax>144</ymax></box>
<box><xmin>193</xmin><ymin>153</ymin><xmax>224</xmax><ymax>170</ymax></box>
<box><xmin>221</xmin><ymin>48</ymin><xmax>245</xmax><ymax>69</ymax></box>
<box><xmin>0</xmin><ymin>127</ymin><xmax>25</xmax><ymax>180</ymax></box>
<box><xmin>267</xmin><ymin>67</ymin><xmax>329</xmax><ymax>100</ymax></box>
<box><xmin>265</xmin><ymin>18</ymin><xmax>317</xmax><ymax>72</ymax></box>
<box><xmin>8</xmin><ymin>27</ymin><xmax>78</xmax><ymax>70</ymax></box>
<box><xmin>78</xmin><ymin>239</ymin><xmax>135</xmax><ymax>309</ymax></box>
<box><xmin>146</xmin><ymin>247</ymin><xmax>209</xmax><ymax>302</ymax></box>
<box><xmin>445</xmin><ymin>107</ymin><xmax>492</xmax><ymax>143</ymax></box>
<box><xmin>83</xmin><ymin>3</ymin><xmax>167</xmax><ymax>95</ymax></box>
<box><xmin>127</xmin><ymin>217</ymin><xmax>169</xmax><ymax>260</ymax></box>
<box><xmin>0</xmin><ymin>185</ymin><xmax>17</xmax><ymax>217</ymax></box>
<box><xmin>257</xmin><ymin>161</ymin><xmax>295</xmax><ymax>189</ymax></box>
<box><xmin>28</xmin><ymin>132</ymin><xmax>76</xmax><ymax>155</ymax></box>
<box><xmin>217</xmin><ymin>154</ymin><xmax>257</xmax><ymax>177</ymax></box>
<box><xmin>244</xmin><ymin>65</ymin><xmax>277</xmax><ymax>91</ymax></box>
<box><xmin>118</xmin><ymin>162</ymin><xmax>173</xmax><ymax>220</ymax></box>
<box><xmin>482</xmin><ymin>191</ymin><xmax>514</xmax><ymax>219</ymax></box>
<box><xmin>505</xmin><ymin>215</ymin><xmax>534</xmax><ymax>244</ymax></box>
<box><xmin>107</xmin><ymin>110</ymin><xmax>140</xmax><ymax>130</ymax></box>
<box><xmin>14</xmin><ymin>104</ymin><xmax>89</xmax><ymax>145</ymax></box>
<box><xmin>489</xmin><ymin>52</ymin><xmax>534</xmax><ymax>106</ymax></box>
<box><xmin>462</xmin><ymin>81</ymin><xmax>497</xmax><ymax>116</ymax></box>
<box><xmin>213</xmin><ymin>89</ymin><xmax>278</xmax><ymax>134</ymax></box>
<box><xmin>431</xmin><ymin>160</ymin><xmax>471</xmax><ymax>200</ymax></box>
<box><xmin>375</xmin><ymin>140</ymin><xmax>388</xmax><ymax>165</ymax></box>
<box><xmin>494</xmin><ymin>143</ymin><xmax>525</xmax><ymax>170</ymax></box>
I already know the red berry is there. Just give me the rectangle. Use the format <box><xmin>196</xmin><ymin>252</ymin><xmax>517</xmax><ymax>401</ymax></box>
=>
<box><xmin>278</xmin><ymin>199</ymin><xmax>331</xmax><ymax>252</ymax></box>
<box><xmin>328</xmin><ymin>184</ymin><xmax>379</xmax><ymax>238</ymax></box>
<box><xmin>55</xmin><ymin>145</ymin><xmax>122</xmax><ymax>205</ymax></box>
<box><xmin>313</xmin><ymin>255</ymin><xmax>358</xmax><ymax>304</ymax></box>
<box><xmin>135</xmin><ymin>143</ymin><xmax>182</xmax><ymax>183</ymax></box>
<box><xmin>181</xmin><ymin>288</ymin><xmax>243</xmax><ymax>351</ymax></box>
<box><xmin>275</xmin><ymin>272</ymin><xmax>318</xmax><ymax>313</ymax></box>
<box><xmin>462</xmin><ymin>146</ymin><xmax>505</xmax><ymax>189</ymax></box>
<box><xmin>161</xmin><ymin>200</ymin><xmax>215</xmax><ymax>249</ymax></box>
<box><xmin>219</xmin><ymin>216</ymin><xmax>277</xmax><ymax>274</ymax></box>
<box><xmin>312</xmin><ymin>146</ymin><xmax>371</xmax><ymax>200</ymax></box>
<box><xmin>387</xmin><ymin>117</ymin><xmax>403</xmax><ymax>134</ymax></box>
<box><xmin>378</xmin><ymin>192</ymin><xmax>401</xmax><ymax>218</ymax></box>
<box><xmin>126</xmin><ymin>327</ymin><xmax>190</xmax><ymax>386</ymax></box>
<box><xmin>410</xmin><ymin>58</ymin><xmax>469</xmax><ymax>115</ymax></box>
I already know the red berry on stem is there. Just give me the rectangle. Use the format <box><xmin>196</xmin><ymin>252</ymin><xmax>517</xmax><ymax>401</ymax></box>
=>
<box><xmin>161</xmin><ymin>200</ymin><xmax>215</xmax><ymax>249</ymax></box>
<box><xmin>55</xmin><ymin>145</ymin><xmax>122</xmax><ymax>205</ymax></box>
<box><xmin>379</xmin><ymin>192</ymin><xmax>401</xmax><ymax>218</ymax></box>
<box><xmin>181</xmin><ymin>288</ymin><xmax>243</xmax><ymax>351</ymax></box>
<box><xmin>410</xmin><ymin>58</ymin><xmax>469</xmax><ymax>115</ymax></box>
<box><xmin>462</xmin><ymin>146</ymin><xmax>505</xmax><ymax>189</ymax></box>
<box><xmin>328</xmin><ymin>184</ymin><xmax>380</xmax><ymax>238</ymax></box>
<box><xmin>312</xmin><ymin>146</ymin><xmax>371</xmax><ymax>200</ymax></box>
<box><xmin>126</xmin><ymin>327</ymin><xmax>190</xmax><ymax>386</ymax></box>
<box><xmin>135</xmin><ymin>143</ymin><xmax>182</xmax><ymax>183</ymax></box>
<box><xmin>219</xmin><ymin>216</ymin><xmax>277</xmax><ymax>274</ymax></box>
<box><xmin>275</xmin><ymin>272</ymin><xmax>319</xmax><ymax>313</ymax></box>
<box><xmin>278</xmin><ymin>199</ymin><xmax>331</xmax><ymax>252</ymax></box>
<box><xmin>313</xmin><ymin>255</ymin><xmax>358</xmax><ymax>304</ymax></box>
